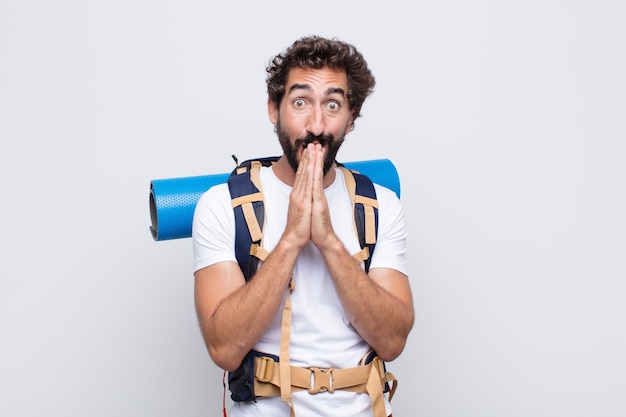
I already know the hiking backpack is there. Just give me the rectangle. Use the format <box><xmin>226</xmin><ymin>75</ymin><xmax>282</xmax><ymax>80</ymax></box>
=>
<box><xmin>224</xmin><ymin>156</ymin><xmax>396</xmax><ymax>413</ymax></box>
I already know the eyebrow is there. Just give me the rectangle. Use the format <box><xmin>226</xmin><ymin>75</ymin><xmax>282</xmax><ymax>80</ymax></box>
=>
<box><xmin>288</xmin><ymin>83</ymin><xmax>346</xmax><ymax>97</ymax></box>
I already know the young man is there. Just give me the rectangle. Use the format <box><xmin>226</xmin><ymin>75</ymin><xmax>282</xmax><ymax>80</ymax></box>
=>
<box><xmin>192</xmin><ymin>36</ymin><xmax>414</xmax><ymax>417</ymax></box>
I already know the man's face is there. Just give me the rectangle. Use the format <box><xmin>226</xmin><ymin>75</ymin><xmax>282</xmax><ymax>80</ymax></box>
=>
<box><xmin>268</xmin><ymin>66</ymin><xmax>353</xmax><ymax>174</ymax></box>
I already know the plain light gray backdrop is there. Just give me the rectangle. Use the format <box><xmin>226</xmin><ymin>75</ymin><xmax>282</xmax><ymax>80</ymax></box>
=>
<box><xmin>1</xmin><ymin>1</ymin><xmax>625</xmax><ymax>416</ymax></box>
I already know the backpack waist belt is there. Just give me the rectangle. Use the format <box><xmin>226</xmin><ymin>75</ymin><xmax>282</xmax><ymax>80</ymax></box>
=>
<box><xmin>252</xmin><ymin>354</ymin><xmax>397</xmax><ymax>417</ymax></box>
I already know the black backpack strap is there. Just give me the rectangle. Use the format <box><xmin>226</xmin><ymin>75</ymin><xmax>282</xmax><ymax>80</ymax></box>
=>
<box><xmin>227</xmin><ymin>156</ymin><xmax>279</xmax><ymax>281</ymax></box>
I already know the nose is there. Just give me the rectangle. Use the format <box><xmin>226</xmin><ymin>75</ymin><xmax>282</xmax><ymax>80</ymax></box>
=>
<box><xmin>306</xmin><ymin>106</ymin><xmax>325</xmax><ymax>137</ymax></box>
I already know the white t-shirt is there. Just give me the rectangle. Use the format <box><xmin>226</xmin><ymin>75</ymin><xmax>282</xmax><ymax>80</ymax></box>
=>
<box><xmin>192</xmin><ymin>166</ymin><xmax>408</xmax><ymax>417</ymax></box>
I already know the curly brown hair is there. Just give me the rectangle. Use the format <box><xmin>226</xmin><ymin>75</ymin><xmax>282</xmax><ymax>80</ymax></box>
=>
<box><xmin>266</xmin><ymin>36</ymin><xmax>376</xmax><ymax>130</ymax></box>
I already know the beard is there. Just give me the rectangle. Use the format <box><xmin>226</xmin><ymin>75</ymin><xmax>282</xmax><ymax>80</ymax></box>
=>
<box><xmin>276</xmin><ymin>119</ymin><xmax>345</xmax><ymax>175</ymax></box>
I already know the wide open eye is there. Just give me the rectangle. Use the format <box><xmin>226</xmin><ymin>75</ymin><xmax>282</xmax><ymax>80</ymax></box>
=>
<box><xmin>293</xmin><ymin>98</ymin><xmax>306</xmax><ymax>108</ymax></box>
<box><xmin>326</xmin><ymin>101</ymin><xmax>340</xmax><ymax>111</ymax></box>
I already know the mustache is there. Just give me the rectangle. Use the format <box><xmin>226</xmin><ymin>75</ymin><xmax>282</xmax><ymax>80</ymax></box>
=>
<box><xmin>296</xmin><ymin>133</ymin><xmax>334</xmax><ymax>148</ymax></box>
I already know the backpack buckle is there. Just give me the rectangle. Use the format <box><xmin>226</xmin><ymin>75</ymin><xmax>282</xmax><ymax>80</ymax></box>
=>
<box><xmin>308</xmin><ymin>367</ymin><xmax>334</xmax><ymax>394</ymax></box>
<box><xmin>254</xmin><ymin>356</ymin><xmax>275</xmax><ymax>383</ymax></box>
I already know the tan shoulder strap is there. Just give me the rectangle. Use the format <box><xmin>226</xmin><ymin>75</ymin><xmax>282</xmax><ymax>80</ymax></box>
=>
<box><xmin>339</xmin><ymin>167</ymin><xmax>378</xmax><ymax>266</ymax></box>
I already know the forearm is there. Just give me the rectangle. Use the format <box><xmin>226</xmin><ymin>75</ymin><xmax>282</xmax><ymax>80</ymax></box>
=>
<box><xmin>319</xmin><ymin>238</ymin><xmax>414</xmax><ymax>361</ymax></box>
<box><xmin>197</xmin><ymin>239</ymin><xmax>300</xmax><ymax>371</ymax></box>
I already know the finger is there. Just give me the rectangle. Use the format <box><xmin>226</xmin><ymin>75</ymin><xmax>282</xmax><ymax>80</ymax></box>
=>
<box><xmin>285</xmin><ymin>147</ymin><xmax>313</xmax><ymax>246</ymax></box>
<box><xmin>294</xmin><ymin>146</ymin><xmax>309</xmax><ymax>187</ymax></box>
<box><xmin>303</xmin><ymin>144</ymin><xmax>315</xmax><ymax>199</ymax></box>
<box><xmin>311</xmin><ymin>143</ymin><xmax>324</xmax><ymax>195</ymax></box>
<box><xmin>292</xmin><ymin>146</ymin><xmax>313</xmax><ymax>201</ymax></box>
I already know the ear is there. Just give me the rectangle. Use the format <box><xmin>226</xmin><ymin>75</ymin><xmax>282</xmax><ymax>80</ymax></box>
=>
<box><xmin>267</xmin><ymin>98</ymin><xmax>278</xmax><ymax>124</ymax></box>
<box><xmin>346</xmin><ymin>116</ymin><xmax>354</xmax><ymax>133</ymax></box>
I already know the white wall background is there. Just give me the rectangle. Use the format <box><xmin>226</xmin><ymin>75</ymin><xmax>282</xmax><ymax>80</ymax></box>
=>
<box><xmin>1</xmin><ymin>1</ymin><xmax>625</xmax><ymax>416</ymax></box>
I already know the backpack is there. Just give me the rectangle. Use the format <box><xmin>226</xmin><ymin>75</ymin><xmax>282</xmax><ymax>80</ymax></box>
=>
<box><xmin>227</xmin><ymin>156</ymin><xmax>379</xmax><ymax>281</ymax></box>
<box><xmin>225</xmin><ymin>156</ymin><xmax>395</xmax><ymax>411</ymax></box>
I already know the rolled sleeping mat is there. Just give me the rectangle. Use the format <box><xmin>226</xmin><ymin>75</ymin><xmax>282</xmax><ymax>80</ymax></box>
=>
<box><xmin>149</xmin><ymin>158</ymin><xmax>401</xmax><ymax>241</ymax></box>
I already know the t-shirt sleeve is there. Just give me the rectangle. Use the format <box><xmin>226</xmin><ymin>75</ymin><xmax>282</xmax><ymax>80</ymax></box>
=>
<box><xmin>368</xmin><ymin>184</ymin><xmax>409</xmax><ymax>276</ymax></box>
<box><xmin>192</xmin><ymin>183</ymin><xmax>237</xmax><ymax>273</ymax></box>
